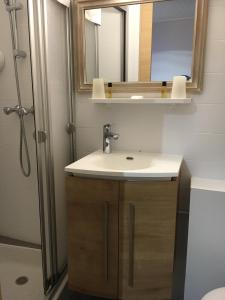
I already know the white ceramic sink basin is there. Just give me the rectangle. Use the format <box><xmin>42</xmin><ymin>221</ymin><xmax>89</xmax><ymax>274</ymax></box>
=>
<box><xmin>65</xmin><ymin>150</ymin><xmax>183</xmax><ymax>179</ymax></box>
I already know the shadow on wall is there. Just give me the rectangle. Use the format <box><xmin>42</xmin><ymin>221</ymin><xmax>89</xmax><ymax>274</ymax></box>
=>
<box><xmin>59</xmin><ymin>286</ymin><xmax>111</xmax><ymax>300</ymax></box>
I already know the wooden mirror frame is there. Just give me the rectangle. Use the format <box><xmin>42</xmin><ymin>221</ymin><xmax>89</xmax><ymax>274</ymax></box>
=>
<box><xmin>73</xmin><ymin>0</ymin><xmax>208</xmax><ymax>93</ymax></box>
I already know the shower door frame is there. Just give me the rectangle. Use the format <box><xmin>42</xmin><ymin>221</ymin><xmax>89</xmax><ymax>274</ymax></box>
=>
<box><xmin>27</xmin><ymin>0</ymin><xmax>75</xmax><ymax>294</ymax></box>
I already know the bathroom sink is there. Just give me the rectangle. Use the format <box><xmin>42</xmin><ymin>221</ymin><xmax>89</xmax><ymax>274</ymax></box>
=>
<box><xmin>65</xmin><ymin>150</ymin><xmax>183</xmax><ymax>179</ymax></box>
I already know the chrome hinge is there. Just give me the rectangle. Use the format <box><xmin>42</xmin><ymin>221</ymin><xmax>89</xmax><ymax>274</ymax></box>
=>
<box><xmin>37</xmin><ymin>130</ymin><xmax>47</xmax><ymax>143</ymax></box>
<box><xmin>66</xmin><ymin>122</ymin><xmax>75</xmax><ymax>134</ymax></box>
<box><xmin>33</xmin><ymin>130</ymin><xmax>47</xmax><ymax>143</ymax></box>
<box><xmin>14</xmin><ymin>49</ymin><xmax>27</xmax><ymax>59</ymax></box>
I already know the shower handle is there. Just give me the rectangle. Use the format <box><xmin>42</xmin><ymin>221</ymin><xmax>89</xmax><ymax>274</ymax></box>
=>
<box><xmin>3</xmin><ymin>105</ymin><xmax>34</xmax><ymax>117</ymax></box>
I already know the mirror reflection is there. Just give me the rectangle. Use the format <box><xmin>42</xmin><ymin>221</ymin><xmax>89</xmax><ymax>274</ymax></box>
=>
<box><xmin>84</xmin><ymin>0</ymin><xmax>196</xmax><ymax>84</ymax></box>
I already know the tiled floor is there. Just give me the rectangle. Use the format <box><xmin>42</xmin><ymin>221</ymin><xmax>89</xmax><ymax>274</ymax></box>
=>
<box><xmin>0</xmin><ymin>244</ymin><xmax>45</xmax><ymax>300</ymax></box>
<box><xmin>59</xmin><ymin>286</ymin><xmax>111</xmax><ymax>300</ymax></box>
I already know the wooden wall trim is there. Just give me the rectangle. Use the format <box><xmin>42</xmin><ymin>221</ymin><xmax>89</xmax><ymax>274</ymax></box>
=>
<box><xmin>74</xmin><ymin>0</ymin><xmax>208</xmax><ymax>92</ymax></box>
<box><xmin>139</xmin><ymin>3</ymin><xmax>153</xmax><ymax>82</ymax></box>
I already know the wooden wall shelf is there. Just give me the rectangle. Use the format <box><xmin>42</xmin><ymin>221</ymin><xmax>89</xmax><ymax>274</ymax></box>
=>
<box><xmin>90</xmin><ymin>98</ymin><xmax>192</xmax><ymax>104</ymax></box>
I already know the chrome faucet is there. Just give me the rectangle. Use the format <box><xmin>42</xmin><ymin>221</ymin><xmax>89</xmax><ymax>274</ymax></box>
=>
<box><xmin>3</xmin><ymin>105</ymin><xmax>34</xmax><ymax>117</ymax></box>
<box><xmin>103</xmin><ymin>124</ymin><xmax>119</xmax><ymax>154</ymax></box>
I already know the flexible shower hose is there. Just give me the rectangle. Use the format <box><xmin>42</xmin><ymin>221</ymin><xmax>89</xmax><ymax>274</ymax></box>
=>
<box><xmin>19</xmin><ymin>114</ymin><xmax>31</xmax><ymax>177</ymax></box>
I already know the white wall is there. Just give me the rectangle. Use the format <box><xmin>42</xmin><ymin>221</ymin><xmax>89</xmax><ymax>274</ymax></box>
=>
<box><xmin>74</xmin><ymin>0</ymin><xmax>225</xmax><ymax>181</ymax></box>
<box><xmin>151</xmin><ymin>18</ymin><xmax>194</xmax><ymax>81</ymax></box>
<box><xmin>0</xmin><ymin>0</ymin><xmax>41</xmax><ymax>244</ymax></box>
<box><xmin>85</xmin><ymin>7</ymin><xmax>123</xmax><ymax>83</ymax></box>
<box><xmin>126</xmin><ymin>5</ymin><xmax>140</xmax><ymax>82</ymax></box>
<box><xmin>151</xmin><ymin>0</ymin><xmax>195</xmax><ymax>81</ymax></box>
<box><xmin>98</xmin><ymin>7</ymin><xmax>123</xmax><ymax>82</ymax></box>
<box><xmin>85</xmin><ymin>19</ymin><xmax>97</xmax><ymax>83</ymax></box>
<box><xmin>185</xmin><ymin>179</ymin><xmax>225</xmax><ymax>300</ymax></box>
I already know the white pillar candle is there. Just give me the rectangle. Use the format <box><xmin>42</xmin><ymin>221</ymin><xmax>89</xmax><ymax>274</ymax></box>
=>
<box><xmin>171</xmin><ymin>76</ymin><xmax>187</xmax><ymax>99</ymax></box>
<box><xmin>92</xmin><ymin>78</ymin><xmax>105</xmax><ymax>99</ymax></box>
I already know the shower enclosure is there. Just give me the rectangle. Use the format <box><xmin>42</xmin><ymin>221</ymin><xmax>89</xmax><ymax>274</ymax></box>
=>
<box><xmin>0</xmin><ymin>0</ymin><xmax>75</xmax><ymax>298</ymax></box>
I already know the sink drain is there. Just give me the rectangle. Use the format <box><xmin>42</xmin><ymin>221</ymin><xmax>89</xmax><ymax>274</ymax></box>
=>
<box><xmin>126</xmin><ymin>157</ymin><xmax>134</xmax><ymax>160</ymax></box>
<box><xmin>15</xmin><ymin>276</ymin><xmax>29</xmax><ymax>285</ymax></box>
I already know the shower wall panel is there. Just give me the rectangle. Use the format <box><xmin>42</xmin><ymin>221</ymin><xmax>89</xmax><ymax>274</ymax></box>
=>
<box><xmin>0</xmin><ymin>0</ymin><xmax>41</xmax><ymax>244</ymax></box>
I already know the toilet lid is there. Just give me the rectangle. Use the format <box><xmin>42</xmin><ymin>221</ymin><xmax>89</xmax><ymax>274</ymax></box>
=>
<box><xmin>202</xmin><ymin>288</ymin><xmax>225</xmax><ymax>300</ymax></box>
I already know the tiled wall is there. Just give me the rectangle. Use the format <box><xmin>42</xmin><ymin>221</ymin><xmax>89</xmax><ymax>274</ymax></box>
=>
<box><xmin>0</xmin><ymin>0</ymin><xmax>41</xmax><ymax>244</ymax></box>
<box><xmin>185</xmin><ymin>180</ymin><xmax>225</xmax><ymax>299</ymax></box>
<box><xmin>75</xmin><ymin>0</ymin><xmax>225</xmax><ymax>180</ymax></box>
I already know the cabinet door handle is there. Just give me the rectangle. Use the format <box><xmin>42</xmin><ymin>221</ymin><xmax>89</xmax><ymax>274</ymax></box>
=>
<box><xmin>128</xmin><ymin>203</ymin><xmax>135</xmax><ymax>287</ymax></box>
<box><xmin>104</xmin><ymin>201</ymin><xmax>110</xmax><ymax>281</ymax></box>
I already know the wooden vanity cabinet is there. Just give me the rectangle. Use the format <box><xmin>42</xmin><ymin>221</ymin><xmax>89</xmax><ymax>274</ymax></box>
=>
<box><xmin>66</xmin><ymin>176</ymin><xmax>180</xmax><ymax>300</ymax></box>
<box><xmin>66</xmin><ymin>177</ymin><xmax>119</xmax><ymax>298</ymax></box>
<box><xmin>119</xmin><ymin>180</ymin><xmax>178</xmax><ymax>300</ymax></box>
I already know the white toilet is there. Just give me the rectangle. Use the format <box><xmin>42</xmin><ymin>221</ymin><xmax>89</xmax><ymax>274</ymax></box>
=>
<box><xmin>202</xmin><ymin>288</ymin><xmax>225</xmax><ymax>300</ymax></box>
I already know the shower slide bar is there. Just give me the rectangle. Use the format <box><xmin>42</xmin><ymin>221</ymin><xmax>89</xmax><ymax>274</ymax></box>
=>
<box><xmin>3</xmin><ymin>0</ymin><xmax>33</xmax><ymax>177</ymax></box>
<box><xmin>5</xmin><ymin>0</ymin><xmax>27</xmax><ymax>59</ymax></box>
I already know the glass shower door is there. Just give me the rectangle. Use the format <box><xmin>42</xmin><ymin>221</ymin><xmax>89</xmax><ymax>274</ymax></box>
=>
<box><xmin>28</xmin><ymin>0</ymin><xmax>75</xmax><ymax>294</ymax></box>
<box><xmin>44</xmin><ymin>0</ymin><xmax>73</xmax><ymax>275</ymax></box>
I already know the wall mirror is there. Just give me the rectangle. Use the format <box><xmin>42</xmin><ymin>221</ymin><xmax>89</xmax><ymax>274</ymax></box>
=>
<box><xmin>74</xmin><ymin>0</ymin><xmax>208</xmax><ymax>92</ymax></box>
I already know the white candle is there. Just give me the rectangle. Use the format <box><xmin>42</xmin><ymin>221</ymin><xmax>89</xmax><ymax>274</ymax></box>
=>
<box><xmin>92</xmin><ymin>78</ymin><xmax>105</xmax><ymax>99</ymax></box>
<box><xmin>171</xmin><ymin>76</ymin><xmax>187</xmax><ymax>99</ymax></box>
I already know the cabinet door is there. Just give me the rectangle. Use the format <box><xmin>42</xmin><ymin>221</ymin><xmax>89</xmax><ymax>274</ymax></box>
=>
<box><xmin>119</xmin><ymin>180</ymin><xmax>179</xmax><ymax>300</ymax></box>
<box><xmin>66</xmin><ymin>176</ymin><xmax>119</xmax><ymax>299</ymax></box>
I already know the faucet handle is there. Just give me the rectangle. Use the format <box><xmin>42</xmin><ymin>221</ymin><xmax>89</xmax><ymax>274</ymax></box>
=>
<box><xmin>103</xmin><ymin>124</ymin><xmax>111</xmax><ymax>135</ymax></box>
<box><xmin>103</xmin><ymin>123</ymin><xmax>111</xmax><ymax>129</ymax></box>
<box><xmin>103</xmin><ymin>124</ymin><xmax>119</xmax><ymax>153</ymax></box>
